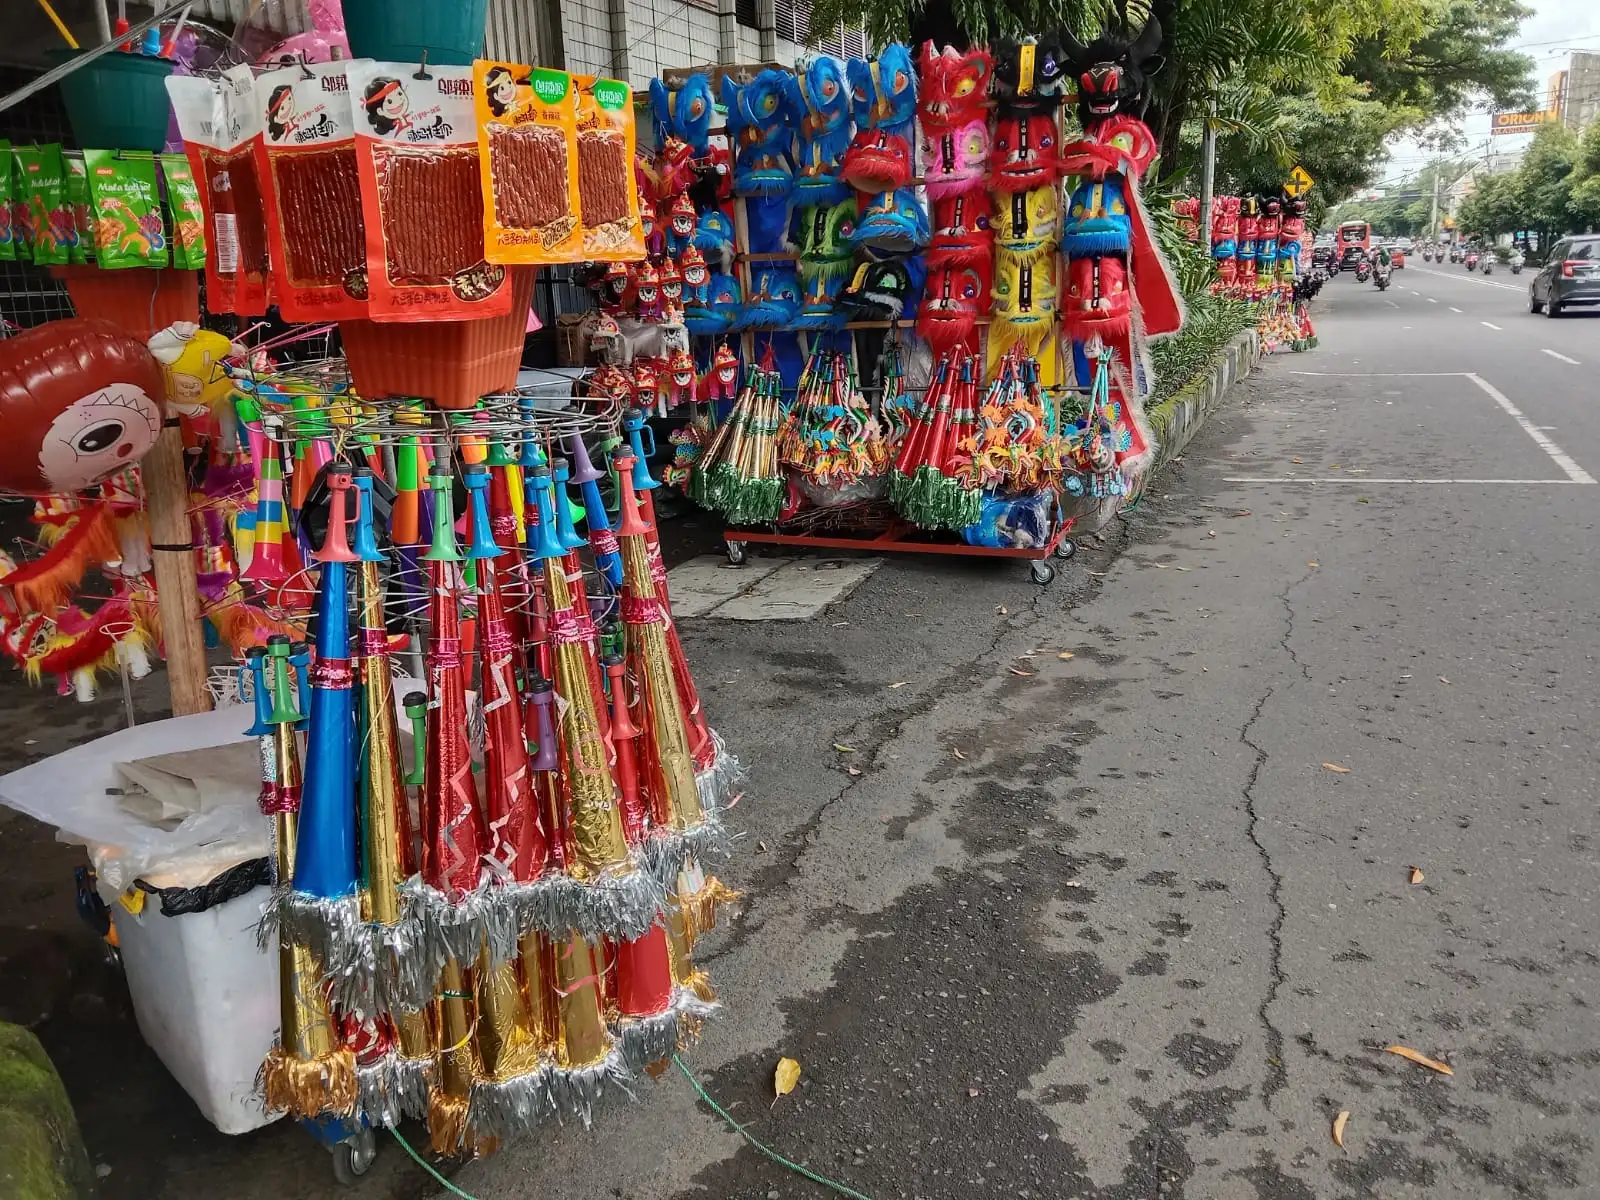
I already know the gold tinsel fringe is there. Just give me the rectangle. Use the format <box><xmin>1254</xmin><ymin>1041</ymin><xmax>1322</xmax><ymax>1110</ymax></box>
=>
<box><xmin>678</xmin><ymin>878</ymin><xmax>742</xmax><ymax>943</ymax></box>
<box><xmin>261</xmin><ymin>1046</ymin><xmax>358</xmax><ymax>1118</ymax></box>
<box><xmin>428</xmin><ymin>1088</ymin><xmax>499</xmax><ymax>1158</ymax></box>
<box><xmin>678</xmin><ymin>969</ymin><xmax>718</xmax><ymax>1005</ymax></box>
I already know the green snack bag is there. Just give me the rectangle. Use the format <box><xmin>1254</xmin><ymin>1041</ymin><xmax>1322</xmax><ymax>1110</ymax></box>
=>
<box><xmin>159</xmin><ymin>153</ymin><xmax>206</xmax><ymax>271</ymax></box>
<box><xmin>9</xmin><ymin>146</ymin><xmax>30</xmax><ymax>263</ymax></box>
<box><xmin>83</xmin><ymin>149</ymin><xmax>169</xmax><ymax>270</ymax></box>
<box><xmin>63</xmin><ymin>152</ymin><xmax>91</xmax><ymax>265</ymax></box>
<box><xmin>0</xmin><ymin>139</ymin><xmax>14</xmax><ymax>261</ymax></box>
<box><xmin>15</xmin><ymin>144</ymin><xmax>70</xmax><ymax>266</ymax></box>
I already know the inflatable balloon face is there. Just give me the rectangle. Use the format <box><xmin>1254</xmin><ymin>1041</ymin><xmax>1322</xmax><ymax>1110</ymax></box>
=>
<box><xmin>0</xmin><ymin>318</ymin><xmax>165</xmax><ymax>495</ymax></box>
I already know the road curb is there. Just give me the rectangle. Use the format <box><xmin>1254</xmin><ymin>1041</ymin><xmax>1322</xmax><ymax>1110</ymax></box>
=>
<box><xmin>1142</xmin><ymin>328</ymin><xmax>1262</xmax><ymax>484</ymax></box>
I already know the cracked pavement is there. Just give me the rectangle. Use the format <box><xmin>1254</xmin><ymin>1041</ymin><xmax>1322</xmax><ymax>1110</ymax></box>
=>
<box><xmin>7</xmin><ymin>275</ymin><xmax>1599</xmax><ymax>1200</ymax></box>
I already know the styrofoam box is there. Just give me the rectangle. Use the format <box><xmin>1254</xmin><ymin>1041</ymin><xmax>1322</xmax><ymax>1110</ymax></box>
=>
<box><xmin>112</xmin><ymin>884</ymin><xmax>283</xmax><ymax>1135</ymax></box>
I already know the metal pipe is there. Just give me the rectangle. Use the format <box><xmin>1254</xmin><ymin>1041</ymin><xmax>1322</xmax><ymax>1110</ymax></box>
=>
<box><xmin>1198</xmin><ymin>100</ymin><xmax>1216</xmax><ymax>247</ymax></box>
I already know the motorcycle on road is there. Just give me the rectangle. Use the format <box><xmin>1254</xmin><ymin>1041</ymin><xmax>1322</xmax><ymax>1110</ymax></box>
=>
<box><xmin>1373</xmin><ymin>261</ymin><xmax>1392</xmax><ymax>290</ymax></box>
<box><xmin>1481</xmin><ymin>254</ymin><xmax>1494</xmax><ymax>276</ymax></box>
<box><xmin>1354</xmin><ymin>257</ymin><xmax>1373</xmax><ymax>283</ymax></box>
<box><xmin>1465</xmin><ymin>250</ymin><xmax>1480</xmax><ymax>272</ymax></box>
<box><xmin>1510</xmin><ymin>250</ymin><xmax>1525</xmax><ymax>275</ymax></box>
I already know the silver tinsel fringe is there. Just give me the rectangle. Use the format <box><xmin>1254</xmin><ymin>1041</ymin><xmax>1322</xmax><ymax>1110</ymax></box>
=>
<box><xmin>356</xmin><ymin>1049</ymin><xmax>434</xmax><ymax>1128</ymax></box>
<box><xmin>404</xmin><ymin>874</ymin><xmax>521</xmax><ymax>976</ymax></box>
<box><xmin>641</xmin><ymin>809</ymin><xmax>732</xmax><ymax>891</ymax></box>
<box><xmin>468</xmin><ymin>1063</ymin><xmax>554</xmax><ymax>1146</ymax></box>
<box><xmin>268</xmin><ymin>889</ymin><xmax>367</xmax><ymax>989</ymax></box>
<box><xmin>546</xmin><ymin>1045</ymin><xmax>634</xmax><ymax>1130</ymax></box>
<box><xmin>696</xmin><ymin>731</ymin><xmax>746</xmax><ymax>816</ymax></box>
<box><xmin>518</xmin><ymin>859</ymin><xmax>667</xmax><ymax>942</ymax></box>
<box><xmin>615</xmin><ymin>988</ymin><xmax>722</xmax><ymax>1076</ymax></box>
<box><xmin>345</xmin><ymin>905</ymin><xmax>436</xmax><ymax>1020</ymax></box>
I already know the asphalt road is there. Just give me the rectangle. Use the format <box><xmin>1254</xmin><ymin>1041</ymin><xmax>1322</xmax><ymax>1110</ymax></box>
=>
<box><xmin>424</xmin><ymin>270</ymin><xmax>1600</xmax><ymax>1200</ymax></box>
<box><xmin>7</xmin><ymin>265</ymin><xmax>1597</xmax><ymax>1199</ymax></box>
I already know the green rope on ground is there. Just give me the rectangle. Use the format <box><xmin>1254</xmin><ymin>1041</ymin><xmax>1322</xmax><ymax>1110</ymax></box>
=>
<box><xmin>671</xmin><ymin>1055</ymin><xmax>878</xmax><ymax>1200</ymax></box>
<box><xmin>382</xmin><ymin>1060</ymin><xmax>876</xmax><ymax>1200</ymax></box>
<box><xmin>390</xmin><ymin>1127</ymin><xmax>481</xmax><ymax>1200</ymax></box>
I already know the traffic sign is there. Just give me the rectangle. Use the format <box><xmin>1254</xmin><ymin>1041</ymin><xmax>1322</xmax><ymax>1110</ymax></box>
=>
<box><xmin>1285</xmin><ymin>166</ymin><xmax>1314</xmax><ymax>197</ymax></box>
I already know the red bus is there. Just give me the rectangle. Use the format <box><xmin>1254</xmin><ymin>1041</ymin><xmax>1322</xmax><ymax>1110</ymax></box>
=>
<box><xmin>1337</xmin><ymin>220</ymin><xmax>1371</xmax><ymax>269</ymax></box>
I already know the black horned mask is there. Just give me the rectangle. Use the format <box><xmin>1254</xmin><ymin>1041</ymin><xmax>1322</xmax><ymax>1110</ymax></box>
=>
<box><xmin>1062</xmin><ymin>8</ymin><xmax>1166</xmax><ymax>125</ymax></box>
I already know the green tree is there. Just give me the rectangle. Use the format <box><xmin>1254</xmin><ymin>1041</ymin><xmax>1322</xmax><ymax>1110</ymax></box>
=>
<box><xmin>1517</xmin><ymin>120</ymin><xmax>1579</xmax><ymax>244</ymax></box>
<box><xmin>1345</xmin><ymin>0</ymin><xmax>1536</xmax><ymax>114</ymax></box>
<box><xmin>1456</xmin><ymin>171</ymin><xmax>1524</xmax><ymax>239</ymax></box>
<box><xmin>1566</xmin><ymin>119</ymin><xmax>1600</xmax><ymax>230</ymax></box>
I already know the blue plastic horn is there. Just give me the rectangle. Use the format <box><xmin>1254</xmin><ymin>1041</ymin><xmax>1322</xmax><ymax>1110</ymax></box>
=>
<box><xmin>621</xmin><ymin>408</ymin><xmax>660</xmax><ymax>494</ymax></box>
<box><xmin>290</xmin><ymin>544</ymin><xmax>358</xmax><ymax>901</ymax></box>
<box><xmin>528</xmin><ymin>467</ymin><xmax>567</xmax><ymax>564</ymax></box>
<box><xmin>564</xmin><ymin>431</ymin><xmax>622</xmax><ymax>587</ymax></box>
<box><xmin>242</xmin><ymin>646</ymin><xmax>272</xmax><ymax>736</ymax></box>
<box><xmin>349</xmin><ymin>467</ymin><xmax>385</xmax><ymax>563</ymax></box>
<box><xmin>462</xmin><ymin>465</ymin><xmax>503</xmax><ymax>561</ymax></box>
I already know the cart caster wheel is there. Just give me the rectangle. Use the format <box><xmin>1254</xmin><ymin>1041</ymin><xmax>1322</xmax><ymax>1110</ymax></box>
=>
<box><xmin>1054</xmin><ymin>538</ymin><xmax>1076</xmax><ymax>561</ymax></box>
<box><xmin>331</xmin><ymin>1128</ymin><xmax>377</xmax><ymax>1186</ymax></box>
<box><xmin>1030</xmin><ymin>559</ymin><xmax>1056</xmax><ymax>585</ymax></box>
<box><xmin>725</xmin><ymin>541</ymin><xmax>747</xmax><ymax>566</ymax></box>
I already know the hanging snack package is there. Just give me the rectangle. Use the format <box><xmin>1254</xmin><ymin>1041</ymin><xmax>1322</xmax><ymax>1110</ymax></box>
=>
<box><xmin>0</xmin><ymin>140</ymin><xmax>15</xmax><ymax>262</ymax></box>
<box><xmin>347</xmin><ymin>60</ymin><xmax>510</xmax><ymax>321</ymax></box>
<box><xmin>14</xmin><ymin>144</ymin><xmax>70</xmax><ymax>267</ymax></box>
<box><xmin>167</xmin><ymin>67</ymin><xmax>271</xmax><ymax>314</ymax></box>
<box><xmin>571</xmin><ymin>74</ymin><xmax>645</xmax><ymax>262</ymax></box>
<box><xmin>254</xmin><ymin>61</ymin><xmax>368</xmax><ymax>320</ymax></box>
<box><xmin>160</xmin><ymin>153</ymin><xmax>207</xmax><ymax>271</ymax></box>
<box><xmin>83</xmin><ymin>151</ymin><xmax>170</xmax><ymax>270</ymax></box>
<box><xmin>62</xmin><ymin>152</ymin><xmax>92</xmax><ymax>265</ymax></box>
<box><xmin>474</xmin><ymin>60</ymin><xmax>583</xmax><ymax>263</ymax></box>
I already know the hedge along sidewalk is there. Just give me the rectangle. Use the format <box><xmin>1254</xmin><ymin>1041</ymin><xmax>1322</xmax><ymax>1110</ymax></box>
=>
<box><xmin>1129</xmin><ymin>328</ymin><xmax>1263</xmax><ymax>505</ymax></box>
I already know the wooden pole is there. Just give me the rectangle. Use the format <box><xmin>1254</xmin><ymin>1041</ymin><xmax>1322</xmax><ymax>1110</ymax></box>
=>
<box><xmin>142</xmin><ymin>419</ymin><xmax>212</xmax><ymax>716</ymax></box>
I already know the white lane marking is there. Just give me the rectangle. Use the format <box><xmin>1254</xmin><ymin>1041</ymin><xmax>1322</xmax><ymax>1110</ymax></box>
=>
<box><xmin>1408</xmin><ymin>289</ymin><xmax>1420</xmax><ymax>295</ymax></box>
<box><xmin>1481</xmin><ymin>321</ymin><xmax>1503</xmax><ymax>330</ymax></box>
<box><xmin>1385</xmin><ymin>300</ymin><xmax>1400</xmax><ymax>308</ymax></box>
<box><xmin>1428</xmin><ymin>297</ymin><xmax>1439</xmax><ymax>303</ymax></box>
<box><xmin>1289</xmin><ymin>371</ymin><xmax>1467</xmax><ymax>377</ymax></box>
<box><xmin>1413</xmin><ymin>266</ymin><xmax>1524</xmax><ymax>292</ymax></box>
<box><xmin>1541</xmin><ymin>348</ymin><xmax>1581</xmax><ymax>365</ymax></box>
<box><xmin>1225</xmin><ymin>477</ymin><xmax>1580</xmax><ymax>485</ymax></box>
<box><xmin>1466</xmin><ymin>373</ymin><xmax>1597</xmax><ymax>485</ymax></box>
<box><xmin>1449</xmin><ymin>306</ymin><xmax>1463</xmax><ymax>313</ymax></box>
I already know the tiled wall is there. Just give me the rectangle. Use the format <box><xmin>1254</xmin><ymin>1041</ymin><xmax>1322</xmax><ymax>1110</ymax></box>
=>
<box><xmin>559</xmin><ymin>0</ymin><xmax>802</xmax><ymax>85</ymax></box>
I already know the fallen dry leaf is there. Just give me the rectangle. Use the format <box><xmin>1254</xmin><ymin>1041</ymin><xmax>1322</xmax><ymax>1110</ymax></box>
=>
<box><xmin>774</xmin><ymin>1057</ymin><xmax>802</xmax><ymax>1099</ymax></box>
<box><xmin>1322</xmin><ymin>762</ymin><xmax>1352</xmax><ymax>774</ymax></box>
<box><xmin>833</xmin><ymin>743</ymin><xmax>857</xmax><ymax>754</ymax></box>
<box><xmin>1292</xmin><ymin>457</ymin><xmax>1304</xmax><ymax>464</ymax></box>
<box><xmin>1207</xmin><ymin>530</ymin><xmax>1217</xmax><ymax>537</ymax></box>
<box><xmin>1058</xmin><ymin>652</ymin><xmax>1075</xmax><ymax>660</ymax></box>
<box><xmin>1438</xmin><ymin>677</ymin><xmax>1450</xmax><ymax>685</ymax></box>
<box><xmin>1308</xmin><ymin>561</ymin><xmax>1319</xmax><ymax>568</ymax></box>
<box><xmin>846</xmin><ymin>765</ymin><xmax>863</xmax><ymax>777</ymax></box>
<box><xmin>952</xmin><ymin>748</ymin><xmax>967</xmax><ymax>761</ymax></box>
<box><xmin>1008</xmin><ymin>667</ymin><xmax>1035</xmax><ymax>677</ymax></box>
<box><xmin>1174</xmin><ymin>566</ymin><xmax>1191</xmax><ymax>572</ymax></box>
<box><xmin>888</xmin><ymin>681</ymin><xmax>908</xmax><ymax>689</ymax></box>
<box><xmin>756</xmin><ymin>840</ymin><xmax>768</xmax><ymax>853</ymax></box>
<box><xmin>1385</xmin><ymin>1046</ymin><xmax>1453</xmax><ymax>1076</ymax></box>
<box><xmin>1332</xmin><ymin>1111</ymin><xmax>1350</xmax><ymax>1148</ymax></box>
<box><xmin>1153</xmin><ymin>562</ymin><xmax>1168</xmax><ymax>569</ymax></box>
<box><xmin>996</xmin><ymin>605</ymin><xmax>1009</xmax><ymax>616</ymax></box>
<box><xmin>967</xmin><ymin>1087</ymin><xmax>980</xmax><ymax>1098</ymax></box>
<box><xmin>1408</xmin><ymin>866</ymin><xmax>1425</xmax><ymax>885</ymax></box>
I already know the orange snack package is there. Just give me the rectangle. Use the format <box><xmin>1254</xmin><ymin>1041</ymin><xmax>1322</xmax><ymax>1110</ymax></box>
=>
<box><xmin>347</xmin><ymin>60</ymin><xmax>511</xmax><ymax>321</ymax></box>
<box><xmin>474</xmin><ymin>60</ymin><xmax>584</xmax><ymax>264</ymax></box>
<box><xmin>571</xmin><ymin>75</ymin><xmax>645</xmax><ymax>262</ymax></box>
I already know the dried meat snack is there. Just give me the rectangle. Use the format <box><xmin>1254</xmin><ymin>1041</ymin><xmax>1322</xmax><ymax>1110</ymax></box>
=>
<box><xmin>572</xmin><ymin>75</ymin><xmax>645</xmax><ymax>262</ymax></box>
<box><xmin>347</xmin><ymin>60</ymin><xmax>509</xmax><ymax>321</ymax></box>
<box><xmin>166</xmin><ymin>67</ymin><xmax>271</xmax><ymax>316</ymax></box>
<box><xmin>253</xmin><ymin>61</ymin><xmax>369</xmax><ymax>320</ymax></box>
<box><xmin>474</xmin><ymin>60</ymin><xmax>584</xmax><ymax>264</ymax></box>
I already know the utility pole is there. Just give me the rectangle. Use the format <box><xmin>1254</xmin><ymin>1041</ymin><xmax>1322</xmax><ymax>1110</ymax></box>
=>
<box><xmin>1429</xmin><ymin>159</ymin><xmax>1441</xmax><ymax>243</ymax></box>
<box><xmin>1198</xmin><ymin>99</ymin><xmax>1217</xmax><ymax>245</ymax></box>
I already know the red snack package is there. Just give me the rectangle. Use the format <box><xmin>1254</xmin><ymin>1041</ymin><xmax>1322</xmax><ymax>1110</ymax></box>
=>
<box><xmin>253</xmin><ymin>61</ymin><xmax>368</xmax><ymax>321</ymax></box>
<box><xmin>166</xmin><ymin>66</ymin><xmax>271</xmax><ymax>316</ymax></box>
<box><xmin>346</xmin><ymin>60</ymin><xmax>510</xmax><ymax>322</ymax></box>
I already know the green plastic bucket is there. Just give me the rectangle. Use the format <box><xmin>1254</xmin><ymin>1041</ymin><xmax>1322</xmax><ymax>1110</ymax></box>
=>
<box><xmin>341</xmin><ymin>0</ymin><xmax>489</xmax><ymax>66</ymax></box>
<box><xmin>50</xmin><ymin>51</ymin><xmax>175</xmax><ymax>152</ymax></box>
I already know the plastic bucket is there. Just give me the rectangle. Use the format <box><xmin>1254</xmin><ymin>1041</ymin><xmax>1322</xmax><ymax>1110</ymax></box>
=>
<box><xmin>49</xmin><ymin>51</ymin><xmax>174</xmax><ymax>152</ymax></box>
<box><xmin>341</xmin><ymin>0</ymin><xmax>490</xmax><ymax>66</ymax></box>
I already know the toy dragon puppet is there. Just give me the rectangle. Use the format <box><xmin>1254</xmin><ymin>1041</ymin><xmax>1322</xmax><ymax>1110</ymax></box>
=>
<box><xmin>1058</xmin><ymin>7</ymin><xmax>1183</xmax><ymax>401</ymax></box>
